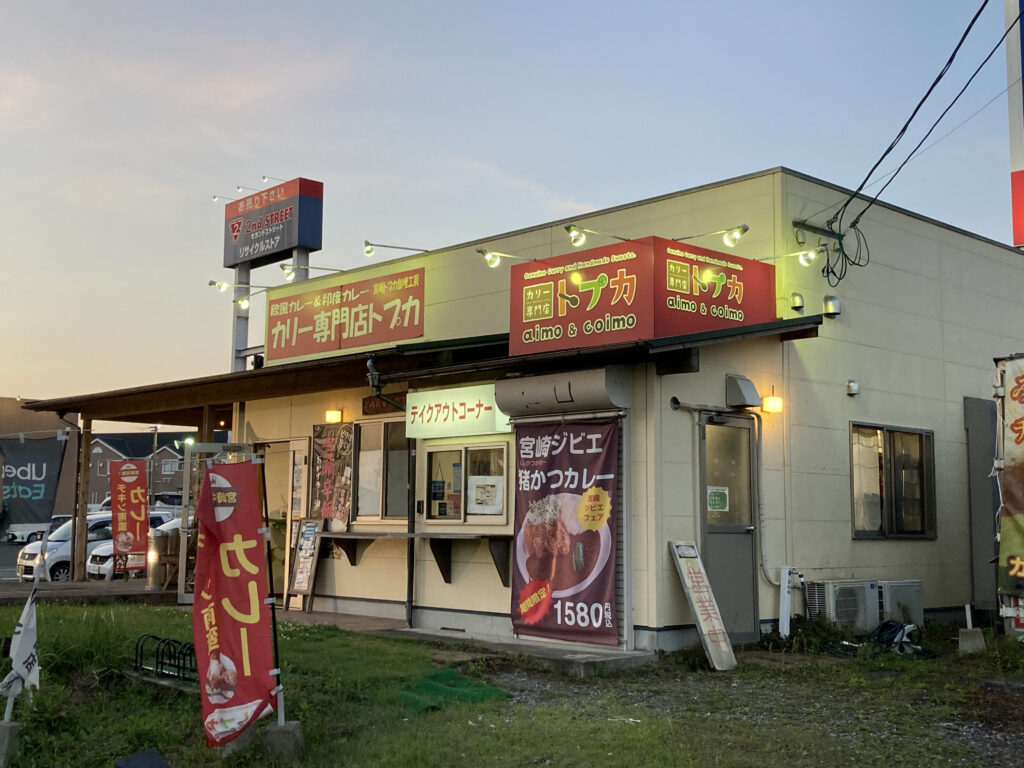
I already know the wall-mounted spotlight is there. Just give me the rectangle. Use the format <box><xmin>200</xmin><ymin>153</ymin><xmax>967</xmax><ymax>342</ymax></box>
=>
<box><xmin>211</xmin><ymin>194</ymin><xmax>237</xmax><ymax>202</ymax></box>
<box><xmin>563</xmin><ymin>223</ymin><xmax>630</xmax><ymax>248</ymax></box>
<box><xmin>847</xmin><ymin>379</ymin><xmax>859</xmax><ymax>396</ymax></box>
<box><xmin>236</xmin><ymin>185</ymin><xmax>259</xmax><ymax>193</ymax></box>
<box><xmin>363</xmin><ymin>240</ymin><xmax>429</xmax><ymax>258</ymax></box>
<box><xmin>208</xmin><ymin>280</ymin><xmax>273</xmax><ymax>293</ymax></box>
<box><xmin>262</xmin><ymin>175</ymin><xmax>286</xmax><ymax>183</ymax></box>
<box><xmin>823</xmin><ymin>295</ymin><xmax>842</xmax><ymax>318</ymax></box>
<box><xmin>235</xmin><ymin>288</ymin><xmax>268</xmax><ymax>311</ymax></box>
<box><xmin>280</xmin><ymin>263</ymin><xmax>346</xmax><ymax>281</ymax></box>
<box><xmin>798</xmin><ymin>245</ymin><xmax>827</xmax><ymax>267</ymax></box>
<box><xmin>672</xmin><ymin>224</ymin><xmax>749</xmax><ymax>248</ymax></box>
<box><xmin>476</xmin><ymin>247</ymin><xmax>531</xmax><ymax>269</ymax></box>
<box><xmin>790</xmin><ymin>292</ymin><xmax>805</xmax><ymax>311</ymax></box>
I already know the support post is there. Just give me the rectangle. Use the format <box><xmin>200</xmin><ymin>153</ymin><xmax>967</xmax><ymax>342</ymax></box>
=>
<box><xmin>72</xmin><ymin>418</ymin><xmax>92</xmax><ymax>580</ymax></box>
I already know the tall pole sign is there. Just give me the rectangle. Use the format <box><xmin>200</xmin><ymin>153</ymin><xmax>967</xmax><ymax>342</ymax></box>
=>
<box><xmin>1006</xmin><ymin>1</ymin><xmax>1024</xmax><ymax>245</ymax></box>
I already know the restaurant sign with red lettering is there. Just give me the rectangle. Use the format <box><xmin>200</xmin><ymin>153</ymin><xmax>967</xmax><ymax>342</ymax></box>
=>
<box><xmin>109</xmin><ymin>460</ymin><xmax>148</xmax><ymax>572</ymax></box>
<box><xmin>512</xmin><ymin>420</ymin><xmax>618</xmax><ymax>645</ymax></box>
<box><xmin>265</xmin><ymin>267</ymin><xmax>425</xmax><ymax>364</ymax></box>
<box><xmin>192</xmin><ymin>462</ymin><xmax>276</xmax><ymax>746</ymax></box>
<box><xmin>510</xmin><ymin>236</ymin><xmax>775</xmax><ymax>356</ymax></box>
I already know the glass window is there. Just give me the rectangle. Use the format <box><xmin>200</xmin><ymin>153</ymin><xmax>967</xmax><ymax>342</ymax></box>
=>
<box><xmin>355</xmin><ymin>421</ymin><xmax>410</xmax><ymax>521</ymax></box>
<box><xmin>426</xmin><ymin>444</ymin><xmax>507</xmax><ymax>522</ymax></box>
<box><xmin>851</xmin><ymin>423</ymin><xmax>935</xmax><ymax>539</ymax></box>
<box><xmin>161</xmin><ymin>459</ymin><xmax>179</xmax><ymax>475</ymax></box>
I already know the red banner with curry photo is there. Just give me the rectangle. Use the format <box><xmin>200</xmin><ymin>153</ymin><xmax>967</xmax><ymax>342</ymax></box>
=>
<box><xmin>512</xmin><ymin>420</ymin><xmax>618</xmax><ymax>645</ymax></box>
<box><xmin>109</xmin><ymin>460</ymin><xmax>148</xmax><ymax>573</ymax></box>
<box><xmin>192</xmin><ymin>461</ymin><xmax>276</xmax><ymax>746</ymax></box>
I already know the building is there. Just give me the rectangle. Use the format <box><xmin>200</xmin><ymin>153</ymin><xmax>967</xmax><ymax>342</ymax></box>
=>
<box><xmin>23</xmin><ymin>167</ymin><xmax>1012</xmax><ymax>652</ymax></box>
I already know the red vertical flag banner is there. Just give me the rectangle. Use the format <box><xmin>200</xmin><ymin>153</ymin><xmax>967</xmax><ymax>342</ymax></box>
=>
<box><xmin>109</xmin><ymin>460</ymin><xmax>149</xmax><ymax>572</ymax></box>
<box><xmin>512</xmin><ymin>420</ymin><xmax>619</xmax><ymax>645</ymax></box>
<box><xmin>192</xmin><ymin>461</ymin><xmax>276</xmax><ymax>746</ymax></box>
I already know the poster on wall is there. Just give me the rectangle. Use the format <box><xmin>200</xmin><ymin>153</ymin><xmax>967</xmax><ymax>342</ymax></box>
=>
<box><xmin>511</xmin><ymin>420</ymin><xmax>619</xmax><ymax>645</ymax></box>
<box><xmin>108</xmin><ymin>460</ymin><xmax>149</xmax><ymax>573</ymax></box>
<box><xmin>311</xmin><ymin>423</ymin><xmax>353</xmax><ymax>531</ymax></box>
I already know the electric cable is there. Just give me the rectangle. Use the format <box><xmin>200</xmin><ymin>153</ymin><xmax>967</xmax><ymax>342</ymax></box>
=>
<box><xmin>850</xmin><ymin>8</ymin><xmax>1022</xmax><ymax>229</ymax></box>
<box><xmin>828</xmin><ymin>0</ymin><xmax>991</xmax><ymax>236</ymax></box>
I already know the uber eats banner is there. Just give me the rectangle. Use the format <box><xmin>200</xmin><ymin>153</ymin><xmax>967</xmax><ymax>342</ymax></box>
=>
<box><xmin>193</xmin><ymin>461</ymin><xmax>276</xmax><ymax>746</ymax></box>
<box><xmin>0</xmin><ymin>436</ymin><xmax>65</xmax><ymax>527</ymax></box>
<box><xmin>512</xmin><ymin>420</ymin><xmax>618</xmax><ymax>646</ymax></box>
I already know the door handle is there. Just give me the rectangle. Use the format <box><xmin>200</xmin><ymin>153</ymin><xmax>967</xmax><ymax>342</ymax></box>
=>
<box><xmin>745</xmin><ymin>526</ymin><xmax>755</xmax><ymax>533</ymax></box>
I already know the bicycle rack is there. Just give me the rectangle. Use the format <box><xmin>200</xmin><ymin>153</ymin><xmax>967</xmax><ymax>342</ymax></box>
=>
<box><xmin>134</xmin><ymin>634</ymin><xmax>198</xmax><ymax>682</ymax></box>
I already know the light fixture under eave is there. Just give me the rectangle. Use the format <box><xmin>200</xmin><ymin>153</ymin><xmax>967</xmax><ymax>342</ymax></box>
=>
<box><xmin>563</xmin><ymin>222</ymin><xmax>630</xmax><ymax>248</ymax></box>
<box><xmin>476</xmin><ymin>247</ymin><xmax>531</xmax><ymax>269</ymax></box>
<box><xmin>280</xmin><ymin>263</ymin><xmax>345</xmax><ymax>281</ymax></box>
<box><xmin>673</xmin><ymin>224</ymin><xmax>749</xmax><ymax>248</ymax></box>
<box><xmin>363</xmin><ymin>240</ymin><xmax>429</xmax><ymax>258</ymax></box>
<box><xmin>324</xmin><ymin>409</ymin><xmax>343</xmax><ymax>424</ymax></box>
<box><xmin>761</xmin><ymin>386</ymin><xmax>783</xmax><ymax>414</ymax></box>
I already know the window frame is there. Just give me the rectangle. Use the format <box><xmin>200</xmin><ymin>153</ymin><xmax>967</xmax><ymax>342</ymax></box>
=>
<box><xmin>423</xmin><ymin>441</ymin><xmax>509</xmax><ymax>526</ymax></box>
<box><xmin>352</xmin><ymin>417</ymin><xmax>411</xmax><ymax>524</ymax></box>
<box><xmin>849</xmin><ymin>421</ymin><xmax>936</xmax><ymax>540</ymax></box>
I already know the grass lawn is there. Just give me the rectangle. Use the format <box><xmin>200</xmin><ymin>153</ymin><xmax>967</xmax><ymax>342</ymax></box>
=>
<box><xmin>1</xmin><ymin>604</ymin><xmax>1022</xmax><ymax>767</ymax></box>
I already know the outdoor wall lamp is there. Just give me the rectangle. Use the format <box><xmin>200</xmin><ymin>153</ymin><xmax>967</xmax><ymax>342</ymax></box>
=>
<box><xmin>476</xmin><ymin>247</ymin><xmax>531</xmax><ymax>269</ymax></box>
<box><xmin>790</xmin><ymin>292</ymin><xmax>804</xmax><ymax>311</ymax></box>
<box><xmin>823</xmin><ymin>295</ymin><xmax>842</xmax><ymax>318</ymax></box>
<box><xmin>235</xmin><ymin>185</ymin><xmax>259</xmax><ymax>193</ymax></box>
<box><xmin>324</xmin><ymin>410</ymin><xmax>343</xmax><ymax>423</ymax></box>
<box><xmin>761</xmin><ymin>386</ymin><xmax>783</xmax><ymax>414</ymax></box>
<box><xmin>363</xmin><ymin>240</ymin><xmax>429</xmax><ymax>258</ymax></box>
<box><xmin>208</xmin><ymin>280</ymin><xmax>273</xmax><ymax>293</ymax></box>
<box><xmin>262</xmin><ymin>175</ymin><xmax>286</xmax><ymax>183</ymax></box>
<box><xmin>211</xmin><ymin>194</ymin><xmax>237</xmax><ymax>202</ymax></box>
<box><xmin>563</xmin><ymin>223</ymin><xmax>631</xmax><ymax>248</ymax></box>
<box><xmin>235</xmin><ymin>288</ymin><xmax>268</xmax><ymax>311</ymax></box>
<box><xmin>280</xmin><ymin>264</ymin><xmax>346</xmax><ymax>281</ymax></box>
<box><xmin>672</xmin><ymin>224</ymin><xmax>750</xmax><ymax>248</ymax></box>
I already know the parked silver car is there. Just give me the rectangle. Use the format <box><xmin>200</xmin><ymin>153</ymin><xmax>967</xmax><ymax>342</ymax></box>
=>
<box><xmin>17</xmin><ymin>511</ymin><xmax>173</xmax><ymax>582</ymax></box>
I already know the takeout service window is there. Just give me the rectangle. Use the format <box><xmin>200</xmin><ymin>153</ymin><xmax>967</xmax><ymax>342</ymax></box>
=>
<box><xmin>423</xmin><ymin>441</ymin><xmax>508</xmax><ymax>525</ymax></box>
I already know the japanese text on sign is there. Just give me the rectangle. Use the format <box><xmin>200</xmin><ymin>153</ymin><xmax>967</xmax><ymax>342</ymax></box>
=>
<box><xmin>264</xmin><ymin>268</ymin><xmax>425</xmax><ymax>363</ymax></box>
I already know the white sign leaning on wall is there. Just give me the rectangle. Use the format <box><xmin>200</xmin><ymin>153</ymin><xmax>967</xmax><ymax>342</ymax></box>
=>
<box><xmin>406</xmin><ymin>384</ymin><xmax>512</xmax><ymax>439</ymax></box>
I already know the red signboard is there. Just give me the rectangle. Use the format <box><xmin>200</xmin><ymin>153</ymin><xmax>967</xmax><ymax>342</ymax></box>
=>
<box><xmin>265</xmin><ymin>267</ymin><xmax>425</xmax><ymax>364</ymax></box>
<box><xmin>512</xmin><ymin>420</ymin><xmax>619</xmax><ymax>645</ymax></box>
<box><xmin>509</xmin><ymin>236</ymin><xmax>776</xmax><ymax>356</ymax></box>
<box><xmin>192</xmin><ymin>462</ymin><xmax>276</xmax><ymax>746</ymax></box>
<box><xmin>109</xmin><ymin>460</ymin><xmax>148</xmax><ymax>571</ymax></box>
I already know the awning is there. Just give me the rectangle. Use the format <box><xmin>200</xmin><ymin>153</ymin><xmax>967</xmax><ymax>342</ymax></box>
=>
<box><xmin>22</xmin><ymin>315</ymin><xmax>822</xmax><ymax>427</ymax></box>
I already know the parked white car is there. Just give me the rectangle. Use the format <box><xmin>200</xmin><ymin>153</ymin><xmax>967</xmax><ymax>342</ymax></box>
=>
<box><xmin>17</xmin><ymin>511</ymin><xmax>173</xmax><ymax>582</ymax></box>
<box><xmin>86</xmin><ymin>515</ymin><xmax>180</xmax><ymax>580</ymax></box>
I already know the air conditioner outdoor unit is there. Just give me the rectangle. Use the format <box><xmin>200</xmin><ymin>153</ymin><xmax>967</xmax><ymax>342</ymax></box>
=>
<box><xmin>805</xmin><ymin>580</ymin><xmax>880</xmax><ymax>634</ymax></box>
<box><xmin>877</xmin><ymin>580</ymin><xmax>924</xmax><ymax>627</ymax></box>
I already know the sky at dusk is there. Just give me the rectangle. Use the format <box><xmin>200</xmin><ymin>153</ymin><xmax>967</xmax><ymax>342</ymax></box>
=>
<box><xmin>1</xmin><ymin>1</ymin><xmax>1018</xmax><ymax>428</ymax></box>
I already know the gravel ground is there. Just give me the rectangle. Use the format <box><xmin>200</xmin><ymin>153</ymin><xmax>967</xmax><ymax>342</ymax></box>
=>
<box><xmin>481</xmin><ymin>651</ymin><xmax>1024</xmax><ymax>768</ymax></box>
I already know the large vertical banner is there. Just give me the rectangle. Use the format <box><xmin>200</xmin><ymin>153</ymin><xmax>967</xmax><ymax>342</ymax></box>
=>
<box><xmin>311</xmin><ymin>423</ymin><xmax>354</xmax><ymax>529</ymax></box>
<box><xmin>192</xmin><ymin>462</ymin><xmax>276</xmax><ymax>746</ymax></box>
<box><xmin>109</xmin><ymin>460</ymin><xmax>149</xmax><ymax>573</ymax></box>
<box><xmin>512</xmin><ymin>420</ymin><xmax>618</xmax><ymax>645</ymax></box>
<box><xmin>0</xmin><ymin>436</ymin><xmax>66</xmax><ymax>528</ymax></box>
<box><xmin>998</xmin><ymin>357</ymin><xmax>1024</xmax><ymax>598</ymax></box>
<box><xmin>1006</xmin><ymin>0</ymin><xmax>1024</xmax><ymax>245</ymax></box>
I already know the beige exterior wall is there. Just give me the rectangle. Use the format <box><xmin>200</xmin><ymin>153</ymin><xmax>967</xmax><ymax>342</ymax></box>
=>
<box><xmin>235</xmin><ymin>168</ymin><xmax>1024</xmax><ymax>649</ymax></box>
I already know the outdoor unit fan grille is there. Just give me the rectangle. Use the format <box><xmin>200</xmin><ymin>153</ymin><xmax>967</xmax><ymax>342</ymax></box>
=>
<box><xmin>805</xmin><ymin>580</ymin><xmax>880</xmax><ymax>634</ymax></box>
